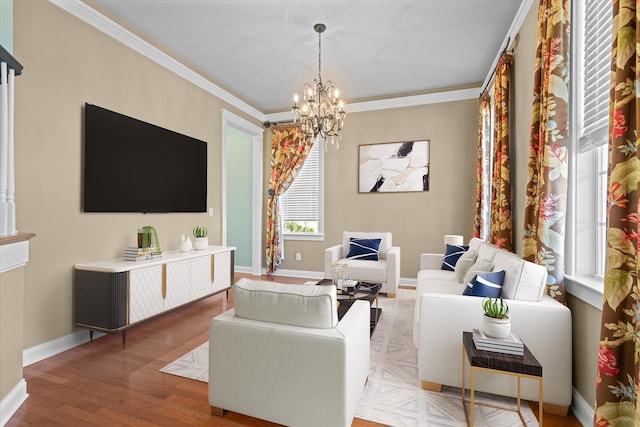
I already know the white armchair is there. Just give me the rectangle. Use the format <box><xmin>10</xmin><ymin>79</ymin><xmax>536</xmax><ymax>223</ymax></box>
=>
<box><xmin>324</xmin><ymin>231</ymin><xmax>400</xmax><ymax>297</ymax></box>
<box><xmin>209</xmin><ymin>279</ymin><xmax>370</xmax><ymax>427</ymax></box>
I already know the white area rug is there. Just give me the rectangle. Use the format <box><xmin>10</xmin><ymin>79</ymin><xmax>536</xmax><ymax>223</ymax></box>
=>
<box><xmin>160</xmin><ymin>288</ymin><xmax>539</xmax><ymax>426</ymax></box>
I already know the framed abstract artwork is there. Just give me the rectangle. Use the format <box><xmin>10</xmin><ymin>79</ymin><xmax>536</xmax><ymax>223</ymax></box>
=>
<box><xmin>358</xmin><ymin>140</ymin><xmax>430</xmax><ymax>193</ymax></box>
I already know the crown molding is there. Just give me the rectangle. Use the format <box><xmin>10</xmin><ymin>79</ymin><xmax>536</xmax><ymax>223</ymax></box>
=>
<box><xmin>265</xmin><ymin>87</ymin><xmax>481</xmax><ymax>122</ymax></box>
<box><xmin>49</xmin><ymin>0</ymin><xmax>265</xmax><ymax>122</ymax></box>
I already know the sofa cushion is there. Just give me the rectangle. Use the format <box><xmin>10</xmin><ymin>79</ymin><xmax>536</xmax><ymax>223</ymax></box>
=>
<box><xmin>463</xmin><ymin>257</ymin><xmax>493</xmax><ymax>285</ymax></box>
<box><xmin>343</xmin><ymin>231</ymin><xmax>391</xmax><ymax>260</ymax></box>
<box><xmin>455</xmin><ymin>249</ymin><xmax>478</xmax><ymax>282</ymax></box>
<box><xmin>338</xmin><ymin>258</ymin><xmax>387</xmax><ymax>283</ymax></box>
<box><xmin>493</xmin><ymin>251</ymin><xmax>547</xmax><ymax>301</ymax></box>
<box><xmin>346</xmin><ymin>238</ymin><xmax>382</xmax><ymax>261</ymax></box>
<box><xmin>232</xmin><ymin>278</ymin><xmax>338</xmax><ymax>328</ymax></box>
<box><xmin>476</xmin><ymin>243</ymin><xmax>499</xmax><ymax>262</ymax></box>
<box><xmin>441</xmin><ymin>244</ymin><xmax>469</xmax><ymax>271</ymax></box>
<box><xmin>467</xmin><ymin>270</ymin><xmax>505</xmax><ymax>297</ymax></box>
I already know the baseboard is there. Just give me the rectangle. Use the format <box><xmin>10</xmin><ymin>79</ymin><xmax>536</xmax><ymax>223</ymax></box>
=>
<box><xmin>23</xmin><ymin>329</ymin><xmax>106</xmax><ymax>367</ymax></box>
<box><xmin>571</xmin><ymin>387</ymin><xmax>594</xmax><ymax>427</ymax></box>
<box><xmin>0</xmin><ymin>379</ymin><xmax>28</xmax><ymax>427</ymax></box>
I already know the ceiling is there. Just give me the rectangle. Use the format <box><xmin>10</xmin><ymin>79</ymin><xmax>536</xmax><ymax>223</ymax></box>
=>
<box><xmin>91</xmin><ymin>0</ymin><xmax>523</xmax><ymax>114</ymax></box>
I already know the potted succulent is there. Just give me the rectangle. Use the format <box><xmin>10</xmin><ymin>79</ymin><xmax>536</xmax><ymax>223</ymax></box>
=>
<box><xmin>482</xmin><ymin>297</ymin><xmax>510</xmax><ymax>339</ymax></box>
<box><xmin>192</xmin><ymin>225</ymin><xmax>208</xmax><ymax>250</ymax></box>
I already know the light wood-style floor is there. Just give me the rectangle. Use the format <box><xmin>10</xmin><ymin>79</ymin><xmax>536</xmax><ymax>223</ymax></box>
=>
<box><xmin>7</xmin><ymin>274</ymin><xmax>582</xmax><ymax>427</ymax></box>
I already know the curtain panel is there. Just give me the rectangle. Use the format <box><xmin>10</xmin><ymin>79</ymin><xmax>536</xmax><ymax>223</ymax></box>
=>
<box><xmin>265</xmin><ymin>126</ymin><xmax>312</xmax><ymax>274</ymax></box>
<box><xmin>489</xmin><ymin>53</ymin><xmax>514</xmax><ymax>251</ymax></box>
<box><xmin>595</xmin><ymin>0</ymin><xmax>640</xmax><ymax>423</ymax></box>
<box><xmin>522</xmin><ymin>0</ymin><xmax>571</xmax><ymax>304</ymax></box>
<box><xmin>474</xmin><ymin>92</ymin><xmax>492</xmax><ymax>239</ymax></box>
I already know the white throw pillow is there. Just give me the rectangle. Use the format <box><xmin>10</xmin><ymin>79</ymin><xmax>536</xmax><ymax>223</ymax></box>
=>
<box><xmin>455</xmin><ymin>249</ymin><xmax>478</xmax><ymax>283</ymax></box>
<box><xmin>463</xmin><ymin>257</ymin><xmax>493</xmax><ymax>286</ymax></box>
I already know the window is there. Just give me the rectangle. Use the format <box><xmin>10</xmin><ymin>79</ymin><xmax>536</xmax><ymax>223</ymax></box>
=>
<box><xmin>570</xmin><ymin>0</ymin><xmax>611</xmax><ymax>283</ymax></box>
<box><xmin>478</xmin><ymin>90</ymin><xmax>494</xmax><ymax>241</ymax></box>
<box><xmin>279</xmin><ymin>138</ymin><xmax>324</xmax><ymax>240</ymax></box>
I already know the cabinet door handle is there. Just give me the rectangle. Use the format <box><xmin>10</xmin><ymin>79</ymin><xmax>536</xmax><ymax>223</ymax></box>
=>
<box><xmin>162</xmin><ymin>264</ymin><xmax>167</xmax><ymax>300</ymax></box>
<box><xmin>211</xmin><ymin>255</ymin><xmax>215</xmax><ymax>285</ymax></box>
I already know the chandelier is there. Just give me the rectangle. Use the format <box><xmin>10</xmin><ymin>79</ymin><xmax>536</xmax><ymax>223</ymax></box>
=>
<box><xmin>292</xmin><ymin>23</ymin><xmax>346</xmax><ymax>149</ymax></box>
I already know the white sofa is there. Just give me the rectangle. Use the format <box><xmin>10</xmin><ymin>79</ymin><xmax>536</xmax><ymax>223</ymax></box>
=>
<box><xmin>325</xmin><ymin>231</ymin><xmax>400</xmax><ymax>297</ymax></box>
<box><xmin>414</xmin><ymin>238</ymin><xmax>572</xmax><ymax>415</ymax></box>
<box><xmin>209</xmin><ymin>278</ymin><xmax>370</xmax><ymax>427</ymax></box>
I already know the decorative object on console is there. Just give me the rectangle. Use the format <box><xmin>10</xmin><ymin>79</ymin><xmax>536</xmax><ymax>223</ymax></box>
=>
<box><xmin>123</xmin><ymin>246</ymin><xmax>161</xmax><ymax>261</ymax></box>
<box><xmin>441</xmin><ymin>244</ymin><xmax>469</xmax><ymax>271</ymax></box>
<box><xmin>358</xmin><ymin>140</ymin><xmax>429</xmax><ymax>193</ymax></box>
<box><xmin>292</xmin><ymin>23</ymin><xmax>346</xmax><ymax>149</ymax></box>
<box><xmin>127</xmin><ymin>224</ymin><xmax>163</xmax><ymax>258</ymax></box>
<box><xmin>481</xmin><ymin>297</ymin><xmax>510</xmax><ymax>339</ymax></box>
<box><xmin>192</xmin><ymin>225</ymin><xmax>208</xmax><ymax>250</ymax></box>
<box><xmin>179</xmin><ymin>234</ymin><xmax>192</xmax><ymax>252</ymax></box>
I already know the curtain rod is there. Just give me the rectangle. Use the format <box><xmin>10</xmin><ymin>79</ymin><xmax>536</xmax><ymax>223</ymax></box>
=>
<box><xmin>0</xmin><ymin>44</ymin><xmax>23</xmax><ymax>76</ymax></box>
<box><xmin>263</xmin><ymin>119</ymin><xmax>295</xmax><ymax>128</ymax></box>
<box><xmin>480</xmin><ymin>37</ymin><xmax>512</xmax><ymax>96</ymax></box>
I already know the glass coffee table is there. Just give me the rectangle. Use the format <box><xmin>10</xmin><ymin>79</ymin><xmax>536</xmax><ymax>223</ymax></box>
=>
<box><xmin>316</xmin><ymin>279</ymin><xmax>381</xmax><ymax>330</ymax></box>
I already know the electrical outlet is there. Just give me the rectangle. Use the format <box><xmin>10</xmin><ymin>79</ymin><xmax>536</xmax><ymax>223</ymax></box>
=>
<box><xmin>295</xmin><ymin>252</ymin><xmax>301</xmax><ymax>261</ymax></box>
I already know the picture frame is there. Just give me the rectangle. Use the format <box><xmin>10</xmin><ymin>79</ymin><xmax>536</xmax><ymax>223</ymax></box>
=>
<box><xmin>358</xmin><ymin>140</ymin><xmax>430</xmax><ymax>193</ymax></box>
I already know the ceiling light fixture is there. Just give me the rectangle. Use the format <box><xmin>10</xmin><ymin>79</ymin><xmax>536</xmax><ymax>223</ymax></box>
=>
<box><xmin>292</xmin><ymin>23</ymin><xmax>346</xmax><ymax>149</ymax></box>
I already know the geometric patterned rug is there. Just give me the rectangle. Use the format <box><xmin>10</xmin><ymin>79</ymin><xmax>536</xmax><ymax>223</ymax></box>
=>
<box><xmin>160</xmin><ymin>288</ymin><xmax>539</xmax><ymax>427</ymax></box>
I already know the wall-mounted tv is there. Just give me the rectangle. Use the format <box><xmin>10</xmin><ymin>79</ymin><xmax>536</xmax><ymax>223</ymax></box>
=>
<box><xmin>83</xmin><ymin>103</ymin><xmax>207</xmax><ymax>213</ymax></box>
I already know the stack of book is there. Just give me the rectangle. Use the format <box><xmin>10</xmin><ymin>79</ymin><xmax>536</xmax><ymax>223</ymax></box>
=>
<box><xmin>472</xmin><ymin>328</ymin><xmax>524</xmax><ymax>356</ymax></box>
<box><xmin>123</xmin><ymin>246</ymin><xmax>162</xmax><ymax>261</ymax></box>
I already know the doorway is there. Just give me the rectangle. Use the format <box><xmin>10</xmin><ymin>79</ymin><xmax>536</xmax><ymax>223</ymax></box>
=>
<box><xmin>221</xmin><ymin>110</ymin><xmax>264</xmax><ymax>276</ymax></box>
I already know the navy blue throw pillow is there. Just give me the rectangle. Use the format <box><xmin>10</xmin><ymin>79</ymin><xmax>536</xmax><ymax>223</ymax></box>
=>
<box><xmin>441</xmin><ymin>244</ymin><xmax>469</xmax><ymax>271</ymax></box>
<box><xmin>468</xmin><ymin>270</ymin><xmax>505</xmax><ymax>298</ymax></box>
<box><xmin>346</xmin><ymin>238</ymin><xmax>382</xmax><ymax>261</ymax></box>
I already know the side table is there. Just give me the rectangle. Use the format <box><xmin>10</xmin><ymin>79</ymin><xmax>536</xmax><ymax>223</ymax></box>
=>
<box><xmin>461</xmin><ymin>331</ymin><xmax>543</xmax><ymax>426</ymax></box>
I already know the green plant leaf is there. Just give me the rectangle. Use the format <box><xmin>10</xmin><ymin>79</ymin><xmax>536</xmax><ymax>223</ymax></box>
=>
<box><xmin>609</xmin><ymin>156</ymin><xmax>640</xmax><ymax>195</ymax></box>
<box><xmin>604</xmin><ymin>268</ymin><xmax>634</xmax><ymax>311</ymax></box>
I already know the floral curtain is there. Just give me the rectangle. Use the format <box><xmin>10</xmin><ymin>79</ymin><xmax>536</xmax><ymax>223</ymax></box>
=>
<box><xmin>265</xmin><ymin>126</ymin><xmax>312</xmax><ymax>274</ymax></box>
<box><xmin>595</xmin><ymin>1</ymin><xmax>640</xmax><ymax>423</ymax></box>
<box><xmin>489</xmin><ymin>53</ymin><xmax>514</xmax><ymax>251</ymax></box>
<box><xmin>474</xmin><ymin>92</ymin><xmax>492</xmax><ymax>240</ymax></box>
<box><xmin>522</xmin><ymin>0</ymin><xmax>570</xmax><ymax>304</ymax></box>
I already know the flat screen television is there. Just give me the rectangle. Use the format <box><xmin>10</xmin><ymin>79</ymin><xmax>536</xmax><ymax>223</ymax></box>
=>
<box><xmin>83</xmin><ymin>103</ymin><xmax>207</xmax><ymax>213</ymax></box>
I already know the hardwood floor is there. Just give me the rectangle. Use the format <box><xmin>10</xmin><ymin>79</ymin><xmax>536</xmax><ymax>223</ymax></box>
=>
<box><xmin>7</xmin><ymin>274</ymin><xmax>582</xmax><ymax>427</ymax></box>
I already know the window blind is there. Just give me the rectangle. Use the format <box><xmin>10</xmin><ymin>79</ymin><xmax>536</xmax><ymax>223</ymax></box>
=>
<box><xmin>280</xmin><ymin>140</ymin><xmax>319</xmax><ymax>222</ymax></box>
<box><xmin>579</xmin><ymin>0</ymin><xmax>611</xmax><ymax>152</ymax></box>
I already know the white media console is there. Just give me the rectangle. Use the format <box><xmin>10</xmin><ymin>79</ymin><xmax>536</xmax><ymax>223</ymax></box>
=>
<box><xmin>74</xmin><ymin>246</ymin><xmax>235</xmax><ymax>348</ymax></box>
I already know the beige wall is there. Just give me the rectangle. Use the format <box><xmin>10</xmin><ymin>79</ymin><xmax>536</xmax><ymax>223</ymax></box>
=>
<box><xmin>0</xmin><ymin>267</ymin><xmax>24</xmax><ymax>399</ymax></box>
<box><xmin>13</xmin><ymin>1</ymin><xmax>260</xmax><ymax>348</ymax></box>
<box><xmin>269</xmin><ymin>100</ymin><xmax>479</xmax><ymax>277</ymax></box>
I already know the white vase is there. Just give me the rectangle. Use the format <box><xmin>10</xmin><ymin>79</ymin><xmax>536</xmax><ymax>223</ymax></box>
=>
<box><xmin>193</xmin><ymin>237</ymin><xmax>208</xmax><ymax>250</ymax></box>
<box><xmin>482</xmin><ymin>315</ymin><xmax>511</xmax><ymax>339</ymax></box>
<box><xmin>179</xmin><ymin>235</ymin><xmax>192</xmax><ymax>252</ymax></box>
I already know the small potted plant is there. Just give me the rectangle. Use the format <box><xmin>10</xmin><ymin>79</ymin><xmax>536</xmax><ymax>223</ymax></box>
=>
<box><xmin>482</xmin><ymin>297</ymin><xmax>510</xmax><ymax>339</ymax></box>
<box><xmin>192</xmin><ymin>225</ymin><xmax>208</xmax><ymax>250</ymax></box>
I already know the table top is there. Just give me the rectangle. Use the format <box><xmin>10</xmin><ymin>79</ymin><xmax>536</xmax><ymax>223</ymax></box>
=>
<box><xmin>462</xmin><ymin>331</ymin><xmax>542</xmax><ymax>377</ymax></box>
<box><xmin>316</xmin><ymin>279</ymin><xmax>381</xmax><ymax>301</ymax></box>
